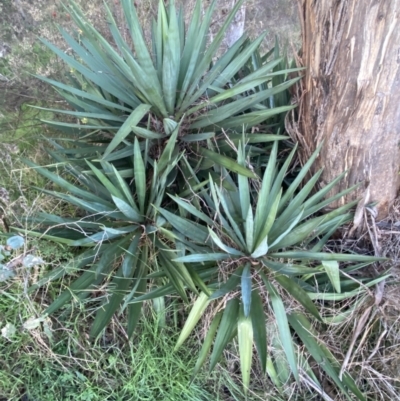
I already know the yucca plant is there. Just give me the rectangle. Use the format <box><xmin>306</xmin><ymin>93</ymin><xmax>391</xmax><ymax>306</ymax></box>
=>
<box><xmin>32</xmin><ymin>0</ymin><xmax>301</xmax><ymax>175</ymax></box>
<box><xmin>20</xmin><ymin>139</ymin><xmax>386</xmax><ymax>400</ymax></box>
<box><xmin>16</xmin><ymin>0</ymin><xmax>388</xmax><ymax>399</ymax></box>
<box><xmin>170</xmin><ymin>141</ymin><xmax>388</xmax><ymax>399</ymax></box>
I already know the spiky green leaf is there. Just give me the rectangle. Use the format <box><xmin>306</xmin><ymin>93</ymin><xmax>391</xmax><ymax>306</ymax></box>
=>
<box><xmin>251</xmin><ymin>289</ymin><xmax>267</xmax><ymax>374</ymax></box>
<box><xmin>175</xmin><ymin>292</ymin><xmax>210</xmax><ymax>349</ymax></box>
<box><xmin>209</xmin><ymin>298</ymin><xmax>239</xmax><ymax>371</ymax></box>
<box><xmin>241</xmin><ymin>263</ymin><xmax>252</xmax><ymax>317</ymax></box>
<box><xmin>262</xmin><ymin>274</ymin><xmax>298</xmax><ymax>380</ymax></box>
<box><xmin>238</xmin><ymin>312</ymin><xmax>253</xmax><ymax>394</ymax></box>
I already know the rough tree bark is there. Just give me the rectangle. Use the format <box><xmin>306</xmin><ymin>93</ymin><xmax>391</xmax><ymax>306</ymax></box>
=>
<box><xmin>297</xmin><ymin>0</ymin><xmax>400</xmax><ymax>220</ymax></box>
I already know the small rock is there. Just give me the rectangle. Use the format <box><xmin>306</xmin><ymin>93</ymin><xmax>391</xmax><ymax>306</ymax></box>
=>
<box><xmin>0</xmin><ymin>42</ymin><xmax>11</xmax><ymax>58</ymax></box>
<box><xmin>1</xmin><ymin>322</ymin><xmax>17</xmax><ymax>339</ymax></box>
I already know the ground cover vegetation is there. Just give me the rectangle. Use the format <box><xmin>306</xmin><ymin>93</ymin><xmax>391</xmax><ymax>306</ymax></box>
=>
<box><xmin>0</xmin><ymin>0</ymin><xmax>397</xmax><ymax>400</ymax></box>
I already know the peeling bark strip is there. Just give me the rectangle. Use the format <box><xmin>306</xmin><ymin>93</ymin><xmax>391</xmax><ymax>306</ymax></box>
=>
<box><xmin>297</xmin><ymin>0</ymin><xmax>400</xmax><ymax>218</ymax></box>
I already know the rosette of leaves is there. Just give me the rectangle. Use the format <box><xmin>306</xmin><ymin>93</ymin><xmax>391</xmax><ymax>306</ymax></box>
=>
<box><xmin>22</xmin><ymin>130</ymin><xmax>213</xmax><ymax>337</ymax></box>
<box><xmin>31</xmin><ymin>0</ymin><xmax>301</xmax><ymax>176</ymax></box>
<box><xmin>160</xmin><ymin>142</ymin><xmax>387</xmax><ymax>400</ymax></box>
<box><xmin>19</xmin><ymin>138</ymin><xmax>386</xmax><ymax>400</ymax></box>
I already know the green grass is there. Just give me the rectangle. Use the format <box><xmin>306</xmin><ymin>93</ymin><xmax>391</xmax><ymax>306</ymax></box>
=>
<box><xmin>0</xmin><ymin>272</ymin><xmax>289</xmax><ymax>401</ymax></box>
<box><xmin>0</xmin><ymin>286</ymin><xmax>213</xmax><ymax>401</ymax></box>
<box><xmin>1</xmin><ymin>103</ymin><xmax>54</xmax><ymax>147</ymax></box>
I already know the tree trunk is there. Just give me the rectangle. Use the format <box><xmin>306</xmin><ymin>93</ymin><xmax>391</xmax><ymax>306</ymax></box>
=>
<box><xmin>297</xmin><ymin>0</ymin><xmax>400</xmax><ymax>219</ymax></box>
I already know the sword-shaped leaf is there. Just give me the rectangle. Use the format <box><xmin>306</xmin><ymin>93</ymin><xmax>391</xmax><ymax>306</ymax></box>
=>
<box><xmin>28</xmin><ymin>105</ymin><xmax>126</xmax><ymax>122</ymax></box>
<box><xmin>21</xmin><ymin>159</ymin><xmax>108</xmax><ymax>204</ymax></box>
<box><xmin>274</xmin><ymin>274</ymin><xmax>322</xmax><ymax>322</ymax></box>
<box><xmin>38</xmin><ymin>37</ymin><xmax>136</xmax><ymax>108</ymax></box>
<box><xmin>175</xmin><ymin>292</ymin><xmax>210</xmax><ymax>349</ymax></box>
<box><xmin>121</xmin><ymin>47</ymin><xmax>168</xmax><ymax>114</ymax></box>
<box><xmin>34</xmin><ymin>75</ymin><xmax>132</xmax><ymax>112</ymax></box>
<box><xmin>238</xmin><ymin>311</ymin><xmax>253</xmax><ymax>394</ymax></box>
<box><xmin>176</xmin><ymin>0</ymin><xmax>214</xmax><ymax>107</ymax></box>
<box><xmin>133</xmin><ymin>138</ymin><xmax>146</xmax><ymax>214</ymax></box>
<box><xmin>245</xmin><ymin>207</ymin><xmax>254</xmax><ymax>253</ymax></box>
<box><xmin>169</xmin><ymin>195</ymin><xmax>214</xmax><ymax>226</ymax></box>
<box><xmin>186</xmin><ymin>76</ymin><xmax>279</xmax><ymax>117</ymax></box>
<box><xmin>158</xmin><ymin>123</ymin><xmax>180</xmax><ymax>173</ymax></box>
<box><xmin>181</xmin><ymin>0</ymin><xmax>245</xmax><ymax>107</ymax></box>
<box><xmin>28</xmin><ymin>248</ymin><xmax>100</xmax><ymax>293</ymax></box>
<box><xmin>241</xmin><ymin>263</ymin><xmax>252</xmax><ymax>317</ymax></box>
<box><xmin>162</xmin><ymin>0</ymin><xmax>180</xmax><ymax>114</ymax></box>
<box><xmin>158</xmin><ymin>251</ymin><xmax>189</xmax><ymax>303</ymax></box>
<box><xmin>90</xmin><ymin>237</ymin><xmax>141</xmax><ymax>338</ymax></box>
<box><xmin>270</xmin><ymin>251</ymin><xmax>386</xmax><ymax>262</ymax></box>
<box><xmin>274</xmin><ymin>170</ymin><xmax>322</xmax><ymax>227</ymax></box>
<box><xmin>157</xmin><ymin>207</ymin><xmax>208</xmax><ymax>243</ymax></box>
<box><xmin>200</xmin><ymin>148</ymin><xmax>257</xmax><ymax>179</ymax></box>
<box><xmin>103</xmin><ymin>104</ymin><xmax>151</xmax><ymax>158</ymax></box>
<box><xmin>108</xmin><ymin>164</ymin><xmax>140</xmax><ymax>212</ymax></box>
<box><xmin>128</xmin><ymin>283</ymin><xmax>175</xmax><ymax>304</ymax></box>
<box><xmin>121</xmin><ymin>0</ymin><xmax>165</xmax><ymax>107</ymax></box>
<box><xmin>322</xmin><ymin>260</ymin><xmax>341</xmax><ymax>293</ymax></box>
<box><xmin>45</xmin><ymin>237</ymin><xmax>130</xmax><ymax>315</ymax></box>
<box><xmin>251</xmin><ymin>289</ymin><xmax>267</xmax><ymax>374</ymax></box>
<box><xmin>86</xmin><ymin>161</ymin><xmax>125</xmax><ymax>200</ymax></box>
<box><xmin>237</xmin><ymin>143</ymin><xmax>250</xmax><ymax>223</ymax></box>
<box><xmin>278</xmin><ymin>142</ymin><xmax>323</xmax><ymax>213</ymax></box>
<box><xmin>268</xmin><ymin>209</ymin><xmax>304</xmax><ymax>249</ymax></box>
<box><xmin>178</xmin><ymin>32</ymin><xmax>247</xmax><ymax>112</ymax></box>
<box><xmin>254</xmin><ymin>140</ymin><xmax>278</xmax><ymax>240</ymax></box>
<box><xmin>112</xmin><ymin>196</ymin><xmax>143</xmax><ymax>223</ymax></box>
<box><xmin>122</xmin><ymin>234</ymin><xmax>141</xmax><ymax>278</ymax></box>
<box><xmin>174</xmin><ymin>253</ymin><xmax>230</xmax><ymax>263</ymax></box>
<box><xmin>210</xmin><ymin>180</ymin><xmax>246</xmax><ymax>249</ymax></box>
<box><xmin>37</xmin><ymin>191</ymin><xmax>124</xmax><ymax>221</ymax></box>
<box><xmin>270</xmin><ymin>214</ymin><xmax>325</xmax><ymax>251</ymax></box>
<box><xmin>307</xmin><ymin>275</ymin><xmax>390</xmax><ymax>301</ymax></box>
<box><xmin>251</xmin><ymin>232</ymin><xmax>269</xmax><ymax>258</ymax></box>
<box><xmin>262</xmin><ymin>273</ymin><xmax>298</xmax><ymax>380</ymax></box>
<box><xmin>208</xmin><ymin>229</ymin><xmax>243</xmax><ymax>256</ymax></box>
<box><xmin>127</xmin><ymin>286</ymin><xmax>145</xmax><ymax>337</ymax></box>
<box><xmin>212</xmin><ymin>32</ymin><xmax>268</xmax><ymax>89</ymax></box>
<box><xmin>190</xmin><ymin>311</ymin><xmax>222</xmax><ymax>383</ymax></box>
<box><xmin>266</xmin><ymin>356</ymin><xmax>282</xmax><ymax>390</ymax></box>
<box><xmin>191</xmin><ymin>80</ymin><xmax>298</xmax><ymax>129</ymax></box>
<box><xmin>209</xmin><ymin>298</ymin><xmax>239</xmax><ymax>371</ymax></box>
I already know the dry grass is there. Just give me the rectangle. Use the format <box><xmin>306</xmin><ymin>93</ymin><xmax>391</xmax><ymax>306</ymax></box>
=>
<box><xmin>302</xmin><ymin>201</ymin><xmax>400</xmax><ymax>401</ymax></box>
